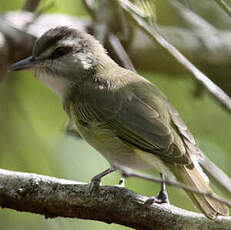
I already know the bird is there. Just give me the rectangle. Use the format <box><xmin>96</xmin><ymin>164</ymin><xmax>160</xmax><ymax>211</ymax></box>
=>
<box><xmin>8</xmin><ymin>26</ymin><xmax>229</xmax><ymax>219</ymax></box>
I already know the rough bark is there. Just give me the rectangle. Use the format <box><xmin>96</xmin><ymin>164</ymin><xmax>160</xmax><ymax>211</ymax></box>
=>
<box><xmin>0</xmin><ymin>168</ymin><xmax>230</xmax><ymax>230</ymax></box>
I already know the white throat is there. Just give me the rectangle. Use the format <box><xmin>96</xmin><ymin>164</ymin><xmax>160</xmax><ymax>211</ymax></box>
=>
<box><xmin>35</xmin><ymin>70</ymin><xmax>71</xmax><ymax>99</ymax></box>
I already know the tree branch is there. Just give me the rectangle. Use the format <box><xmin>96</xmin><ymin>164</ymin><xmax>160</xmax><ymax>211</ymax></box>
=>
<box><xmin>214</xmin><ymin>0</ymin><xmax>231</xmax><ymax>17</ymax></box>
<box><xmin>22</xmin><ymin>0</ymin><xmax>41</xmax><ymax>12</ymax></box>
<box><xmin>120</xmin><ymin>0</ymin><xmax>231</xmax><ymax>113</ymax></box>
<box><xmin>108</xmin><ymin>33</ymin><xmax>136</xmax><ymax>72</ymax></box>
<box><xmin>0</xmin><ymin>168</ymin><xmax>230</xmax><ymax>230</ymax></box>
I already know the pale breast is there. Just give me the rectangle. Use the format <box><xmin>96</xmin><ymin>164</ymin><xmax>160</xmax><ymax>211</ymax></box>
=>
<box><xmin>75</xmin><ymin>119</ymin><xmax>173</xmax><ymax>179</ymax></box>
<box><xmin>35</xmin><ymin>70</ymin><xmax>71</xmax><ymax>98</ymax></box>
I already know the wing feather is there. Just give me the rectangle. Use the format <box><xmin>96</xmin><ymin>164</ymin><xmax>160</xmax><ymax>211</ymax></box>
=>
<box><xmin>67</xmin><ymin>72</ymin><xmax>194</xmax><ymax>166</ymax></box>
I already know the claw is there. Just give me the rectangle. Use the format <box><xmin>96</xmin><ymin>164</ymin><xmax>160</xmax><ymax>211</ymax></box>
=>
<box><xmin>144</xmin><ymin>191</ymin><xmax>169</xmax><ymax>205</ymax></box>
<box><xmin>157</xmin><ymin>189</ymin><xmax>169</xmax><ymax>204</ymax></box>
<box><xmin>88</xmin><ymin>168</ymin><xmax>116</xmax><ymax>193</ymax></box>
<box><xmin>89</xmin><ymin>178</ymin><xmax>101</xmax><ymax>193</ymax></box>
<box><xmin>145</xmin><ymin>173</ymin><xmax>169</xmax><ymax>205</ymax></box>
<box><xmin>144</xmin><ymin>196</ymin><xmax>157</xmax><ymax>205</ymax></box>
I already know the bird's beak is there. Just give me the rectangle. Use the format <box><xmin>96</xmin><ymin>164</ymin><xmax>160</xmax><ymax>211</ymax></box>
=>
<box><xmin>8</xmin><ymin>56</ymin><xmax>43</xmax><ymax>72</ymax></box>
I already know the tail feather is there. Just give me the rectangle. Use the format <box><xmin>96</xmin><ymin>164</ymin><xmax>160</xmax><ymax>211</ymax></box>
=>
<box><xmin>199</xmin><ymin>155</ymin><xmax>231</xmax><ymax>197</ymax></box>
<box><xmin>173</xmin><ymin>166</ymin><xmax>229</xmax><ymax>219</ymax></box>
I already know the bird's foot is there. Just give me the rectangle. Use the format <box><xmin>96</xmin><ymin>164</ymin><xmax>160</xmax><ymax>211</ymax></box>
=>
<box><xmin>88</xmin><ymin>168</ymin><xmax>116</xmax><ymax>193</ymax></box>
<box><xmin>145</xmin><ymin>190</ymin><xmax>169</xmax><ymax>205</ymax></box>
<box><xmin>88</xmin><ymin>177</ymin><xmax>101</xmax><ymax>193</ymax></box>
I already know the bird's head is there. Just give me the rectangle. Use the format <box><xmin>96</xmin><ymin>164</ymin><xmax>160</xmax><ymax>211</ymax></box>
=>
<box><xmin>8</xmin><ymin>26</ymin><xmax>113</xmax><ymax>97</ymax></box>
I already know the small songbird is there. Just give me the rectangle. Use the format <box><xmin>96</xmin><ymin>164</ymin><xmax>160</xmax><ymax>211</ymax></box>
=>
<box><xmin>8</xmin><ymin>26</ymin><xmax>229</xmax><ymax>219</ymax></box>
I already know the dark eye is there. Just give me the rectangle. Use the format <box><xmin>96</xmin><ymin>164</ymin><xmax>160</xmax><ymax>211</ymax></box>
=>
<box><xmin>50</xmin><ymin>47</ymin><xmax>72</xmax><ymax>59</ymax></box>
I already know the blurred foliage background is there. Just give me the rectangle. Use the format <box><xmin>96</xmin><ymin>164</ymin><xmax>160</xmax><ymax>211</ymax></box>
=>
<box><xmin>0</xmin><ymin>0</ymin><xmax>231</xmax><ymax>230</ymax></box>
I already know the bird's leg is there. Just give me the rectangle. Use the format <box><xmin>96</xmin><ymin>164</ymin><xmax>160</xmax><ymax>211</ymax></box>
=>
<box><xmin>157</xmin><ymin>173</ymin><xmax>169</xmax><ymax>203</ymax></box>
<box><xmin>89</xmin><ymin>168</ymin><xmax>116</xmax><ymax>192</ymax></box>
<box><xmin>145</xmin><ymin>173</ymin><xmax>169</xmax><ymax>205</ymax></box>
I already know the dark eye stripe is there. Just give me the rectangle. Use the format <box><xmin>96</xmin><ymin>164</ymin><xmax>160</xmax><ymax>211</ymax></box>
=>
<box><xmin>50</xmin><ymin>47</ymin><xmax>72</xmax><ymax>59</ymax></box>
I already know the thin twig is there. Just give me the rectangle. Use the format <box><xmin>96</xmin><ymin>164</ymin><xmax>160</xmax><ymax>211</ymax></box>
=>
<box><xmin>214</xmin><ymin>0</ymin><xmax>231</xmax><ymax>17</ymax></box>
<box><xmin>83</xmin><ymin>0</ymin><xmax>96</xmax><ymax>20</ymax></box>
<box><xmin>171</xmin><ymin>0</ymin><xmax>217</xmax><ymax>33</ymax></box>
<box><xmin>199</xmin><ymin>156</ymin><xmax>231</xmax><ymax>196</ymax></box>
<box><xmin>22</xmin><ymin>0</ymin><xmax>41</xmax><ymax>12</ymax></box>
<box><xmin>23</xmin><ymin>1</ymin><xmax>55</xmax><ymax>30</ymax></box>
<box><xmin>119</xmin><ymin>0</ymin><xmax>231</xmax><ymax>113</ymax></box>
<box><xmin>108</xmin><ymin>33</ymin><xmax>136</xmax><ymax>72</ymax></box>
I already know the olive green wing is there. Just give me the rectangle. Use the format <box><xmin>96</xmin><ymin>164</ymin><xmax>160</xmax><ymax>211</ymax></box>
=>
<box><xmin>66</xmin><ymin>73</ymin><xmax>193</xmax><ymax>166</ymax></box>
<box><xmin>110</xmin><ymin>93</ymin><xmax>191</xmax><ymax>165</ymax></box>
<box><xmin>82</xmin><ymin>82</ymin><xmax>192</xmax><ymax>165</ymax></box>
